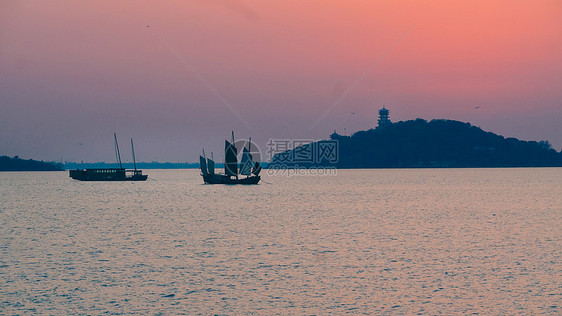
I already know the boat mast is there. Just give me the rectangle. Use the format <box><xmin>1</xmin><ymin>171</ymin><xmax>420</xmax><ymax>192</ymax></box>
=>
<box><xmin>131</xmin><ymin>138</ymin><xmax>137</xmax><ymax>171</ymax></box>
<box><xmin>114</xmin><ymin>133</ymin><xmax>123</xmax><ymax>169</ymax></box>
<box><xmin>247</xmin><ymin>137</ymin><xmax>252</xmax><ymax>178</ymax></box>
<box><xmin>232</xmin><ymin>131</ymin><xmax>238</xmax><ymax>180</ymax></box>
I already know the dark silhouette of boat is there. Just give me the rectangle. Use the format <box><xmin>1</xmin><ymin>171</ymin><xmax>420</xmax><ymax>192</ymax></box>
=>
<box><xmin>69</xmin><ymin>133</ymin><xmax>148</xmax><ymax>181</ymax></box>
<box><xmin>200</xmin><ymin>132</ymin><xmax>261</xmax><ymax>185</ymax></box>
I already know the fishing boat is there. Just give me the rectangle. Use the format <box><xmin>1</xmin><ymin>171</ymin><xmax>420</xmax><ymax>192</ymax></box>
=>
<box><xmin>69</xmin><ymin>133</ymin><xmax>148</xmax><ymax>181</ymax></box>
<box><xmin>200</xmin><ymin>132</ymin><xmax>261</xmax><ymax>185</ymax></box>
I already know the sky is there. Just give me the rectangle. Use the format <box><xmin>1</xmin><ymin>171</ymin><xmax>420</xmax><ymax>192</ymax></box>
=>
<box><xmin>1</xmin><ymin>0</ymin><xmax>561</xmax><ymax>163</ymax></box>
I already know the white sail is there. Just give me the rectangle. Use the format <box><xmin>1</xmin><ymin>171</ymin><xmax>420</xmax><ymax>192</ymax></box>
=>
<box><xmin>239</xmin><ymin>147</ymin><xmax>253</xmax><ymax>176</ymax></box>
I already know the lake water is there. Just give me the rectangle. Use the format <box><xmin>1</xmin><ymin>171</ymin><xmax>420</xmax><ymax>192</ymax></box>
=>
<box><xmin>1</xmin><ymin>169</ymin><xmax>561</xmax><ymax>315</ymax></box>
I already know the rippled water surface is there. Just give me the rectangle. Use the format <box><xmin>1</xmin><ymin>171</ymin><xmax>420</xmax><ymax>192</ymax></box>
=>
<box><xmin>1</xmin><ymin>169</ymin><xmax>561</xmax><ymax>314</ymax></box>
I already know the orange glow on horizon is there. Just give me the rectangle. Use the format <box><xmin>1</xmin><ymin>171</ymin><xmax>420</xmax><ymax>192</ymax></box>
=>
<box><xmin>1</xmin><ymin>0</ymin><xmax>562</xmax><ymax>160</ymax></box>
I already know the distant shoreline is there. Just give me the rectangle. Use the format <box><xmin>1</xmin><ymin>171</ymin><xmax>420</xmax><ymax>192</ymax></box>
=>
<box><xmin>5</xmin><ymin>119</ymin><xmax>562</xmax><ymax>171</ymax></box>
<box><xmin>3</xmin><ymin>165</ymin><xmax>562</xmax><ymax>172</ymax></box>
<box><xmin>63</xmin><ymin>162</ymin><xmax>201</xmax><ymax>170</ymax></box>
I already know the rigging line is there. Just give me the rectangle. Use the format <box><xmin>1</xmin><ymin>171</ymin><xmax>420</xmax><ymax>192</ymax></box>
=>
<box><xmin>148</xmin><ymin>27</ymin><xmax>254</xmax><ymax>131</ymax></box>
<box><xmin>309</xmin><ymin>24</ymin><xmax>416</xmax><ymax>132</ymax></box>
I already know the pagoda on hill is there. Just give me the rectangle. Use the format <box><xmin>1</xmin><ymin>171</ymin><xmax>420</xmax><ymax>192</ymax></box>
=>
<box><xmin>377</xmin><ymin>106</ymin><xmax>392</xmax><ymax>128</ymax></box>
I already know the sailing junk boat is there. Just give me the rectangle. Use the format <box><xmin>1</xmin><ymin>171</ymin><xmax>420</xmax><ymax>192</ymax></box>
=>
<box><xmin>200</xmin><ymin>132</ymin><xmax>261</xmax><ymax>185</ymax></box>
<box><xmin>69</xmin><ymin>133</ymin><xmax>148</xmax><ymax>181</ymax></box>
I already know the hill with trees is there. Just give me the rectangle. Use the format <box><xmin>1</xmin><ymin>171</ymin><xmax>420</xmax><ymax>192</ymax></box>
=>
<box><xmin>0</xmin><ymin>156</ymin><xmax>64</xmax><ymax>171</ymax></box>
<box><xmin>270</xmin><ymin>119</ymin><xmax>562</xmax><ymax>168</ymax></box>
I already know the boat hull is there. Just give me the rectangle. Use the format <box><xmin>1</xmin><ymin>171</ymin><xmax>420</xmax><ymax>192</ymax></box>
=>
<box><xmin>69</xmin><ymin>169</ymin><xmax>148</xmax><ymax>181</ymax></box>
<box><xmin>202</xmin><ymin>173</ymin><xmax>260</xmax><ymax>185</ymax></box>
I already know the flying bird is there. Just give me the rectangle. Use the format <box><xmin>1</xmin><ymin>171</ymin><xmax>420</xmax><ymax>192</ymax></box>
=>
<box><xmin>475</xmin><ymin>106</ymin><xmax>481</xmax><ymax>110</ymax></box>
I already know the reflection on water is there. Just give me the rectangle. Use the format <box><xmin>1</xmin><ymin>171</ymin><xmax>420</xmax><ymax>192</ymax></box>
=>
<box><xmin>1</xmin><ymin>169</ymin><xmax>561</xmax><ymax>314</ymax></box>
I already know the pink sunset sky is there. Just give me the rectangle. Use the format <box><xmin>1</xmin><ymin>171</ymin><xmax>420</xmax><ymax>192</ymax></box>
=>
<box><xmin>1</xmin><ymin>0</ymin><xmax>561</xmax><ymax>162</ymax></box>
